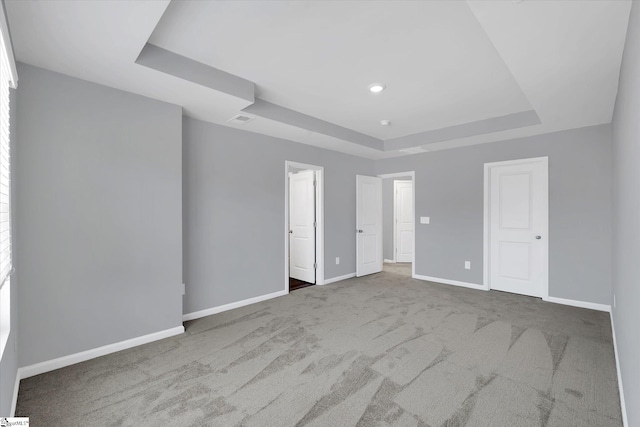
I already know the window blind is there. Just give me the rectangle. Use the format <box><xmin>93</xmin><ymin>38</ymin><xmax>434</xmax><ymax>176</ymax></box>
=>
<box><xmin>0</xmin><ymin>30</ymin><xmax>11</xmax><ymax>289</ymax></box>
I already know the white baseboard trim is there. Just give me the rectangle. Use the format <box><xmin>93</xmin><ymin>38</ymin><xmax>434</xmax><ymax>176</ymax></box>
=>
<box><xmin>383</xmin><ymin>259</ymin><xmax>395</xmax><ymax>264</ymax></box>
<box><xmin>10</xmin><ymin>367</ymin><xmax>20</xmax><ymax>416</ymax></box>
<box><xmin>183</xmin><ymin>290</ymin><xmax>288</xmax><ymax>322</ymax></box>
<box><xmin>610</xmin><ymin>314</ymin><xmax>628</xmax><ymax>427</ymax></box>
<box><xmin>16</xmin><ymin>326</ymin><xmax>184</xmax><ymax>383</ymax></box>
<box><xmin>413</xmin><ymin>274</ymin><xmax>485</xmax><ymax>291</ymax></box>
<box><xmin>323</xmin><ymin>272</ymin><xmax>356</xmax><ymax>285</ymax></box>
<box><xmin>543</xmin><ymin>296</ymin><xmax>611</xmax><ymax>312</ymax></box>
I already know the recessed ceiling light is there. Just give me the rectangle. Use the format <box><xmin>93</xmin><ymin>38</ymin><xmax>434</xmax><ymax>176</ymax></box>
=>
<box><xmin>368</xmin><ymin>83</ymin><xmax>386</xmax><ymax>93</ymax></box>
<box><xmin>380</xmin><ymin>120</ymin><xmax>391</xmax><ymax>126</ymax></box>
<box><xmin>227</xmin><ymin>114</ymin><xmax>255</xmax><ymax>125</ymax></box>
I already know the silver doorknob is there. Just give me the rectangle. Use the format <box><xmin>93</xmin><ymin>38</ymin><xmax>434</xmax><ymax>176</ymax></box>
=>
<box><xmin>357</xmin><ymin>229</ymin><xmax>363</xmax><ymax>233</ymax></box>
<box><xmin>535</xmin><ymin>235</ymin><xmax>542</xmax><ymax>239</ymax></box>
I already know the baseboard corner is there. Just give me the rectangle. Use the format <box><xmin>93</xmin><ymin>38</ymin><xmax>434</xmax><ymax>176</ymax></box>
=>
<box><xmin>610</xmin><ymin>314</ymin><xmax>629</xmax><ymax>427</ymax></box>
<box><xmin>323</xmin><ymin>272</ymin><xmax>356</xmax><ymax>285</ymax></box>
<box><xmin>543</xmin><ymin>296</ymin><xmax>611</xmax><ymax>312</ymax></box>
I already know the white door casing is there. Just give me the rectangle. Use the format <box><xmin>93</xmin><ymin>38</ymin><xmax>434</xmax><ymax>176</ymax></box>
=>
<box><xmin>394</xmin><ymin>180</ymin><xmax>414</xmax><ymax>263</ymax></box>
<box><xmin>485</xmin><ymin>157</ymin><xmax>548</xmax><ymax>298</ymax></box>
<box><xmin>357</xmin><ymin>175</ymin><xmax>383</xmax><ymax>277</ymax></box>
<box><xmin>289</xmin><ymin>170</ymin><xmax>316</xmax><ymax>283</ymax></box>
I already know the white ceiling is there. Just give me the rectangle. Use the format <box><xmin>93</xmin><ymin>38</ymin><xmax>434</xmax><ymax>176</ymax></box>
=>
<box><xmin>150</xmin><ymin>1</ymin><xmax>533</xmax><ymax>140</ymax></box>
<box><xmin>5</xmin><ymin>0</ymin><xmax>632</xmax><ymax>159</ymax></box>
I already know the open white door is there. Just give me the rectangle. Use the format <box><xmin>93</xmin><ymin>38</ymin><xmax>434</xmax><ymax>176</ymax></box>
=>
<box><xmin>486</xmin><ymin>157</ymin><xmax>548</xmax><ymax>298</ymax></box>
<box><xmin>394</xmin><ymin>180</ymin><xmax>414</xmax><ymax>263</ymax></box>
<box><xmin>357</xmin><ymin>175</ymin><xmax>383</xmax><ymax>277</ymax></box>
<box><xmin>289</xmin><ymin>170</ymin><xmax>316</xmax><ymax>283</ymax></box>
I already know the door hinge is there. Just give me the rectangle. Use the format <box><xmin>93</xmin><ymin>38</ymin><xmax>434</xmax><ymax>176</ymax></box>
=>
<box><xmin>314</xmin><ymin>263</ymin><xmax>318</xmax><ymax>269</ymax></box>
<box><xmin>314</xmin><ymin>221</ymin><xmax>317</xmax><ymax>228</ymax></box>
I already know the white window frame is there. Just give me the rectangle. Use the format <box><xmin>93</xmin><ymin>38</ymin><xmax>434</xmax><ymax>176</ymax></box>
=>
<box><xmin>0</xmin><ymin>2</ymin><xmax>18</xmax><ymax>358</ymax></box>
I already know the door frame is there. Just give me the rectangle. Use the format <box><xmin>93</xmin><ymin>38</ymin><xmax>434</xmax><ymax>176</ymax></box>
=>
<box><xmin>483</xmin><ymin>157</ymin><xmax>549</xmax><ymax>298</ymax></box>
<box><xmin>393</xmin><ymin>180</ymin><xmax>413</xmax><ymax>264</ymax></box>
<box><xmin>378</xmin><ymin>171</ymin><xmax>416</xmax><ymax>278</ymax></box>
<box><xmin>285</xmin><ymin>161</ymin><xmax>324</xmax><ymax>293</ymax></box>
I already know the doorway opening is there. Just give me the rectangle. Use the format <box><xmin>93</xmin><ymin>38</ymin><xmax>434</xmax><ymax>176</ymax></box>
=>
<box><xmin>285</xmin><ymin>161</ymin><xmax>324</xmax><ymax>292</ymax></box>
<box><xmin>379</xmin><ymin>172</ymin><xmax>415</xmax><ymax>279</ymax></box>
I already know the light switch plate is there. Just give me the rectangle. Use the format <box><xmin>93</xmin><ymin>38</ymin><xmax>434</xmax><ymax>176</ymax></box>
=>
<box><xmin>464</xmin><ymin>261</ymin><xmax>471</xmax><ymax>270</ymax></box>
<box><xmin>420</xmin><ymin>216</ymin><xmax>430</xmax><ymax>224</ymax></box>
<box><xmin>336</xmin><ymin>257</ymin><xmax>340</xmax><ymax>265</ymax></box>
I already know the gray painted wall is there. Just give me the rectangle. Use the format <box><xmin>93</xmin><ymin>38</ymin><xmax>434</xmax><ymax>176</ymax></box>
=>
<box><xmin>0</xmin><ymin>89</ymin><xmax>18</xmax><ymax>415</ymax></box>
<box><xmin>183</xmin><ymin>117</ymin><xmax>373</xmax><ymax>315</ymax></box>
<box><xmin>382</xmin><ymin>176</ymin><xmax>411</xmax><ymax>261</ymax></box>
<box><xmin>15</xmin><ymin>64</ymin><xmax>183</xmax><ymax>367</ymax></box>
<box><xmin>375</xmin><ymin>124</ymin><xmax>612</xmax><ymax>305</ymax></box>
<box><xmin>611</xmin><ymin>2</ymin><xmax>640</xmax><ymax>425</ymax></box>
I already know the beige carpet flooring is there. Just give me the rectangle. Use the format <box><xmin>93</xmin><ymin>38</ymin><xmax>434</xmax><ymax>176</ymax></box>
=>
<box><xmin>16</xmin><ymin>263</ymin><xmax>622</xmax><ymax>426</ymax></box>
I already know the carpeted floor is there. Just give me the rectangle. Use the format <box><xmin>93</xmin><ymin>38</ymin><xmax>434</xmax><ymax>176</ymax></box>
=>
<box><xmin>16</xmin><ymin>263</ymin><xmax>622</xmax><ymax>426</ymax></box>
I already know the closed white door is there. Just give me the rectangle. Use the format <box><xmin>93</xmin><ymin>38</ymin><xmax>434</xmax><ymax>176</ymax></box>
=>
<box><xmin>394</xmin><ymin>180</ymin><xmax>413</xmax><ymax>263</ymax></box>
<box><xmin>357</xmin><ymin>175</ymin><xmax>382</xmax><ymax>277</ymax></box>
<box><xmin>487</xmin><ymin>157</ymin><xmax>548</xmax><ymax>297</ymax></box>
<box><xmin>289</xmin><ymin>170</ymin><xmax>316</xmax><ymax>283</ymax></box>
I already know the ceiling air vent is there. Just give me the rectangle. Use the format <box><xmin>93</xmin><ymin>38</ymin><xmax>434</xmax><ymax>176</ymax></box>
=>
<box><xmin>399</xmin><ymin>147</ymin><xmax>429</xmax><ymax>155</ymax></box>
<box><xmin>227</xmin><ymin>114</ymin><xmax>255</xmax><ymax>125</ymax></box>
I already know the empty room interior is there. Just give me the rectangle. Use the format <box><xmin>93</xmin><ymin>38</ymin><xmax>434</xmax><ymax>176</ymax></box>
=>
<box><xmin>0</xmin><ymin>0</ymin><xmax>639</xmax><ymax>426</ymax></box>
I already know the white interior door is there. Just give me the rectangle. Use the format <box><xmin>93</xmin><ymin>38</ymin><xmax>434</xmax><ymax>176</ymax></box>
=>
<box><xmin>394</xmin><ymin>180</ymin><xmax>414</xmax><ymax>263</ymax></box>
<box><xmin>357</xmin><ymin>175</ymin><xmax>382</xmax><ymax>277</ymax></box>
<box><xmin>289</xmin><ymin>170</ymin><xmax>316</xmax><ymax>283</ymax></box>
<box><xmin>488</xmin><ymin>158</ymin><xmax>548</xmax><ymax>297</ymax></box>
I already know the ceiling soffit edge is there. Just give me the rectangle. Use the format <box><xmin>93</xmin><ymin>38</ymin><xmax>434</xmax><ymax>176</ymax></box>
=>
<box><xmin>137</xmin><ymin>20</ymin><xmax>542</xmax><ymax>153</ymax></box>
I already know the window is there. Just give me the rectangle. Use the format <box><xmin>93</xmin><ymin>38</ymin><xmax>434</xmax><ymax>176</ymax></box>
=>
<box><xmin>0</xmin><ymin>14</ymin><xmax>17</xmax><ymax>357</ymax></box>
